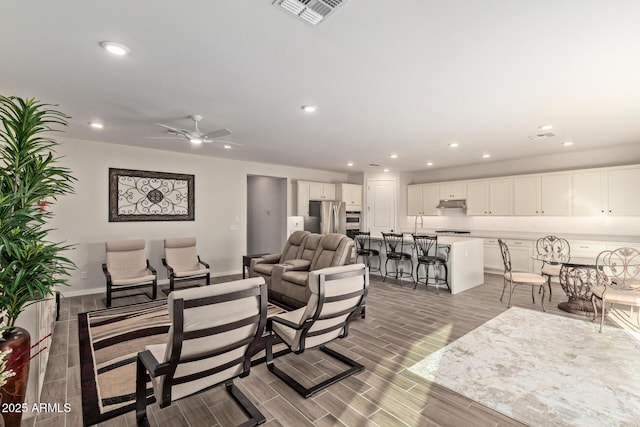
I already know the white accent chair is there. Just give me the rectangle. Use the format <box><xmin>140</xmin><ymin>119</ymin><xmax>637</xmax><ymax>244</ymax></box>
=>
<box><xmin>103</xmin><ymin>239</ymin><xmax>157</xmax><ymax>307</ymax></box>
<box><xmin>499</xmin><ymin>239</ymin><xmax>548</xmax><ymax>311</ymax></box>
<box><xmin>265</xmin><ymin>264</ymin><xmax>368</xmax><ymax>397</ymax></box>
<box><xmin>162</xmin><ymin>237</ymin><xmax>210</xmax><ymax>294</ymax></box>
<box><xmin>135</xmin><ymin>277</ymin><xmax>268</xmax><ymax>426</ymax></box>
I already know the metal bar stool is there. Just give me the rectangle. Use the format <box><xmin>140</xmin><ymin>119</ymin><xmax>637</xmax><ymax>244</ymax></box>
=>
<box><xmin>412</xmin><ymin>234</ymin><xmax>450</xmax><ymax>293</ymax></box>
<box><xmin>353</xmin><ymin>231</ymin><xmax>382</xmax><ymax>275</ymax></box>
<box><xmin>381</xmin><ymin>232</ymin><xmax>414</xmax><ymax>283</ymax></box>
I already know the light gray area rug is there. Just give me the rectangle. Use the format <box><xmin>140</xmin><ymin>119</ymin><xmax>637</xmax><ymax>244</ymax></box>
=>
<box><xmin>408</xmin><ymin>307</ymin><xmax>640</xmax><ymax>427</ymax></box>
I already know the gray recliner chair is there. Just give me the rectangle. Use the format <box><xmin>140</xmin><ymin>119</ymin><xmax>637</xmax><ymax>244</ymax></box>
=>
<box><xmin>249</xmin><ymin>230</ymin><xmax>310</xmax><ymax>287</ymax></box>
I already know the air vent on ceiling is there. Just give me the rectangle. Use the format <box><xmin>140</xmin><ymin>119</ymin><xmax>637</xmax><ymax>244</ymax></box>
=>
<box><xmin>273</xmin><ymin>0</ymin><xmax>349</xmax><ymax>26</ymax></box>
<box><xmin>368</xmin><ymin>163</ymin><xmax>380</xmax><ymax>167</ymax></box>
<box><xmin>528</xmin><ymin>132</ymin><xmax>556</xmax><ymax>140</ymax></box>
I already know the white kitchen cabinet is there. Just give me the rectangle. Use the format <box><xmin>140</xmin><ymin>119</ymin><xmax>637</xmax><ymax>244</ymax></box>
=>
<box><xmin>572</xmin><ymin>170</ymin><xmax>607</xmax><ymax>215</ymax></box>
<box><xmin>439</xmin><ymin>182</ymin><xmax>467</xmax><ymax>200</ymax></box>
<box><xmin>505</xmin><ymin>239</ymin><xmax>533</xmax><ymax>272</ymax></box>
<box><xmin>407</xmin><ymin>184</ymin><xmax>439</xmax><ymax>215</ymax></box>
<box><xmin>309</xmin><ymin>181</ymin><xmax>335</xmax><ymax>201</ymax></box>
<box><xmin>296</xmin><ymin>181</ymin><xmax>311</xmax><ymax>216</ymax></box>
<box><xmin>513</xmin><ymin>175</ymin><xmax>540</xmax><ymax>215</ymax></box>
<box><xmin>483</xmin><ymin>238</ymin><xmax>504</xmax><ymax>273</ymax></box>
<box><xmin>468</xmin><ymin>179</ymin><xmax>513</xmax><ymax>216</ymax></box>
<box><xmin>336</xmin><ymin>183</ymin><xmax>362</xmax><ymax>210</ymax></box>
<box><xmin>540</xmin><ymin>173</ymin><xmax>572</xmax><ymax>216</ymax></box>
<box><xmin>608</xmin><ymin>167</ymin><xmax>640</xmax><ymax>216</ymax></box>
<box><xmin>513</xmin><ymin>173</ymin><xmax>571</xmax><ymax>216</ymax></box>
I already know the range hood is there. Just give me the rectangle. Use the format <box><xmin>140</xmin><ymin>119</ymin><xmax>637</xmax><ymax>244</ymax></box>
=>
<box><xmin>436</xmin><ymin>199</ymin><xmax>467</xmax><ymax>209</ymax></box>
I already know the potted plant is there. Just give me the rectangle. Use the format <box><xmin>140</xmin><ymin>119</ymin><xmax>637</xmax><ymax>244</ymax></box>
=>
<box><xmin>0</xmin><ymin>95</ymin><xmax>75</xmax><ymax>426</ymax></box>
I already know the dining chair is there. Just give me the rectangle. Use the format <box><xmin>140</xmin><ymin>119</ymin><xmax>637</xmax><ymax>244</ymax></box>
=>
<box><xmin>498</xmin><ymin>239</ymin><xmax>548</xmax><ymax>311</ymax></box>
<box><xmin>591</xmin><ymin>247</ymin><xmax>640</xmax><ymax>332</ymax></box>
<box><xmin>535</xmin><ymin>235</ymin><xmax>571</xmax><ymax>301</ymax></box>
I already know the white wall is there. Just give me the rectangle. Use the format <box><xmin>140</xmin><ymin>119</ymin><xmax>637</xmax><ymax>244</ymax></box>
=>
<box><xmin>49</xmin><ymin>137</ymin><xmax>346</xmax><ymax>296</ymax></box>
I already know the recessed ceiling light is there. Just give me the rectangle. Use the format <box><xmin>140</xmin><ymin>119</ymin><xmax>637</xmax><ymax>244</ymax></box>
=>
<box><xmin>347</xmin><ymin>162</ymin><xmax>354</xmax><ymax>167</ymax></box>
<box><xmin>383</xmin><ymin>169</ymin><xmax>390</xmax><ymax>172</ymax></box>
<box><xmin>562</xmin><ymin>141</ymin><xmax>574</xmax><ymax>146</ymax></box>
<box><xmin>190</xmin><ymin>138</ymin><xmax>202</xmax><ymax>144</ymax></box>
<box><xmin>100</xmin><ymin>41</ymin><xmax>130</xmax><ymax>56</ymax></box>
<box><xmin>89</xmin><ymin>122</ymin><xmax>104</xmax><ymax>129</ymax></box>
<box><xmin>426</xmin><ymin>162</ymin><xmax>433</xmax><ymax>166</ymax></box>
<box><xmin>448</xmin><ymin>142</ymin><xmax>459</xmax><ymax>148</ymax></box>
<box><xmin>539</xmin><ymin>124</ymin><xmax>553</xmax><ymax>131</ymax></box>
<box><xmin>301</xmin><ymin>105</ymin><xmax>317</xmax><ymax>113</ymax></box>
<box><xmin>482</xmin><ymin>154</ymin><xmax>491</xmax><ymax>159</ymax></box>
<box><xmin>389</xmin><ymin>154</ymin><xmax>398</xmax><ymax>159</ymax></box>
<box><xmin>223</xmin><ymin>144</ymin><xmax>232</xmax><ymax>149</ymax></box>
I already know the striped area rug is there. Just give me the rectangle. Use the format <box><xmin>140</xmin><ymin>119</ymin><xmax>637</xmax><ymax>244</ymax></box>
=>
<box><xmin>79</xmin><ymin>301</ymin><xmax>170</xmax><ymax>425</ymax></box>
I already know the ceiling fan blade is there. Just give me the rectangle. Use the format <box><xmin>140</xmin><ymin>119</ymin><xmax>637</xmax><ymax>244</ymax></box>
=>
<box><xmin>144</xmin><ymin>136</ymin><xmax>185</xmax><ymax>140</ymax></box>
<box><xmin>204</xmin><ymin>138</ymin><xmax>242</xmax><ymax>146</ymax></box>
<box><xmin>155</xmin><ymin>123</ymin><xmax>189</xmax><ymax>135</ymax></box>
<box><xmin>204</xmin><ymin>128</ymin><xmax>232</xmax><ymax>139</ymax></box>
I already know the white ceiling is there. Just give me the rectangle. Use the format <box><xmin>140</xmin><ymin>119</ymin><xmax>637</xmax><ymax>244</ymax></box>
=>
<box><xmin>2</xmin><ymin>0</ymin><xmax>640</xmax><ymax>173</ymax></box>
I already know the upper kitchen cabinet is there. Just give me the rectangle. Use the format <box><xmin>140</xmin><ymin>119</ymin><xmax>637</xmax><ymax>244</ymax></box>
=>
<box><xmin>407</xmin><ymin>184</ymin><xmax>439</xmax><ymax>216</ymax></box>
<box><xmin>467</xmin><ymin>179</ymin><xmax>513</xmax><ymax>216</ymax></box>
<box><xmin>607</xmin><ymin>167</ymin><xmax>640</xmax><ymax>215</ymax></box>
<box><xmin>572</xmin><ymin>166</ymin><xmax>640</xmax><ymax>216</ymax></box>
<box><xmin>336</xmin><ymin>183</ymin><xmax>362</xmax><ymax>211</ymax></box>
<box><xmin>439</xmin><ymin>182</ymin><xmax>467</xmax><ymax>200</ymax></box>
<box><xmin>309</xmin><ymin>181</ymin><xmax>335</xmax><ymax>200</ymax></box>
<box><xmin>297</xmin><ymin>180</ymin><xmax>336</xmax><ymax>216</ymax></box>
<box><xmin>513</xmin><ymin>173</ymin><xmax>571</xmax><ymax>216</ymax></box>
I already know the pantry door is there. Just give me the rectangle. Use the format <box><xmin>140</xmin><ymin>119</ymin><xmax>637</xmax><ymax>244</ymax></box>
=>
<box><xmin>366</xmin><ymin>179</ymin><xmax>396</xmax><ymax>233</ymax></box>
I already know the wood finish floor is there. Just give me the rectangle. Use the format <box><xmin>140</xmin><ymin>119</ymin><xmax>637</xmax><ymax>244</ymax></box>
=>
<box><xmin>23</xmin><ymin>273</ymin><xmax>612</xmax><ymax>427</ymax></box>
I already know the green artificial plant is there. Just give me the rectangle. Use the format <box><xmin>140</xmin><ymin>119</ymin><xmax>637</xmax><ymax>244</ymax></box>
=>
<box><xmin>0</xmin><ymin>95</ymin><xmax>76</xmax><ymax>326</ymax></box>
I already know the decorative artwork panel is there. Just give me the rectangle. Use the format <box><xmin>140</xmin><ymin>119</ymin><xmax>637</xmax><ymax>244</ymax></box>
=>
<box><xmin>109</xmin><ymin>168</ymin><xmax>194</xmax><ymax>221</ymax></box>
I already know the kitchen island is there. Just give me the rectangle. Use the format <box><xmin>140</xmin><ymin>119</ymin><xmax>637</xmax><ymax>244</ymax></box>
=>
<box><xmin>369</xmin><ymin>233</ymin><xmax>484</xmax><ymax>294</ymax></box>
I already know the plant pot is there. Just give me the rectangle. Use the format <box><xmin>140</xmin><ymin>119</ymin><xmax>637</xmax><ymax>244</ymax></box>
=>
<box><xmin>0</xmin><ymin>326</ymin><xmax>30</xmax><ymax>427</ymax></box>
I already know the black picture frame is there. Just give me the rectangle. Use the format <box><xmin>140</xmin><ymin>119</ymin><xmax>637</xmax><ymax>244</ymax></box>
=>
<box><xmin>109</xmin><ymin>168</ymin><xmax>195</xmax><ymax>222</ymax></box>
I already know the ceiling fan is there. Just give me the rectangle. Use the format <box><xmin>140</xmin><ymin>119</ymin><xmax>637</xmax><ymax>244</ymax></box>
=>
<box><xmin>151</xmin><ymin>115</ymin><xmax>240</xmax><ymax>146</ymax></box>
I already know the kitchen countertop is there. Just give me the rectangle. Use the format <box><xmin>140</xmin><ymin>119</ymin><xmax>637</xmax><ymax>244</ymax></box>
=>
<box><xmin>370</xmin><ymin>232</ymin><xmax>481</xmax><ymax>245</ymax></box>
<box><xmin>399</xmin><ymin>229</ymin><xmax>640</xmax><ymax>243</ymax></box>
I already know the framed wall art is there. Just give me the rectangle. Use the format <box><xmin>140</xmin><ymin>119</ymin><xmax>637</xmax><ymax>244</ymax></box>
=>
<box><xmin>109</xmin><ymin>168</ymin><xmax>195</xmax><ymax>222</ymax></box>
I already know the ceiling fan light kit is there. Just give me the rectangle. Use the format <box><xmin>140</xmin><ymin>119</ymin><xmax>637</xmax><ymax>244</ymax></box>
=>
<box><xmin>150</xmin><ymin>115</ymin><xmax>239</xmax><ymax>147</ymax></box>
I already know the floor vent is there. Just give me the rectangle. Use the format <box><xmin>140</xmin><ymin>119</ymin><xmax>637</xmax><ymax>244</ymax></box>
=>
<box><xmin>273</xmin><ymin>0</ymin><xmax>349</xmax><ymax>26</ymax></box>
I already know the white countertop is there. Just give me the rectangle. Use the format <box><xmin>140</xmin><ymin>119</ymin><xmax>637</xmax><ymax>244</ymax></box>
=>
<box><xmin>398</xmin><ymin>229</ymin><xmax>640</xmax><ymax>243</ymax></box>
<box><xmin>370</xmin><ymin>232</ymin><xmax>481</xmax><ymax>245</ymax></box>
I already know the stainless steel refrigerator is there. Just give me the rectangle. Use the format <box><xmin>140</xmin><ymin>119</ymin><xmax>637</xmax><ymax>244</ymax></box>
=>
<box><xmin>304</xmin><ymin>200</ymin><xmax>346</xmax><ymax>234</ymax></box>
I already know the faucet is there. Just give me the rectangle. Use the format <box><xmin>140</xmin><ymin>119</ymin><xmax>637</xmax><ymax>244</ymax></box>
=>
<box><xmin>414</xmin><ymin>215</ymin><xmax>424</xmax><ymax>235</ymax></box>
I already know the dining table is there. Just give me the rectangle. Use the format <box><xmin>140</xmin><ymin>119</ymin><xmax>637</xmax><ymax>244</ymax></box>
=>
<box><xmin>532</xmin><ymin>255</ymin><xmax>600</xmax><ymax>314</ymax></box>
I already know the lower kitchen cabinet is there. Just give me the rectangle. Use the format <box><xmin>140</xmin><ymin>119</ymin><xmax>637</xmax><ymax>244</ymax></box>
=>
<box><xmin>484</xmin><ymin>238</ymin><xmax>533</xmax><ymax>273</ymax></box>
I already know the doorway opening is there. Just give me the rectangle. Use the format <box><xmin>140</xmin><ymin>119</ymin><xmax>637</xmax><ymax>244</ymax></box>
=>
<box><xmin>247</xmin><ymin>175</ymin><xmax>287</xmax><ymax>255</ymax></box>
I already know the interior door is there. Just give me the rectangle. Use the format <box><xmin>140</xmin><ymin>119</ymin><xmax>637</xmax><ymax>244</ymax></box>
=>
<box><xmin>366</xmin><ymin>179</ymin><xmax>396</xmax><ymax>233</ymax></box>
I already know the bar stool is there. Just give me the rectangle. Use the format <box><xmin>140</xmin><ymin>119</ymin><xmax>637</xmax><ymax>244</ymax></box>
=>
<box><xmin>353</xmin><ymin>231</ymin><xmax>382</xmax><ymax>275</ymax></box>
<box><xmin>382</xmin><ymin>232</ymin><xmax>414</xmax><ymax>283</ymax></box>
<box><xmin>412</xmin><ymin>234</ymin><xmax>450</xmax><ymax>293</ymax></box>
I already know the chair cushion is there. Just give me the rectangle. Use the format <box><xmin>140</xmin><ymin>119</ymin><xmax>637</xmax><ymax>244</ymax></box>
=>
<box><xmin>283</xmin><ymin>259</ymin><xmax>311</xmax><ymax>271</ymax></box>
<box><xmin>112</xmin><ymin>274</ymin><xmax>156</xmax><ymax>287</ymax></box>
<box><xmin>105</xmin><ymin>239</ymin><xmax>150</xmax><ymax>281</ymax></box>
<box><xmin>252</xmin><ymin>263</ymin><xmax>276</xmax><ymax>276</ymax></box>
<box><xmin>505</xmin><ymin>272</ymin><xmax>546</xmax><ymax>285</ymax></box>
<box><xmin>281</xmin><ymin>270</ymin><xmax>309</xmax><ymax>286</ymax></box>
<box><xmin>541</xmin><ymin>264</ymin><xmax>562</xmax><ymax>277</ymax></box>
<box><xmin>173</xmin><ymin>268</ymin><xmax>210</xmax><ymax>278</ymax></box>
<box><xmin>164</xmin><ymin>238</ymin><xmax>201</xmax><ymax>273</ymax></box>
<box><xmin>591</xmin><ymin>285</ymin><xmax>640</xmax><ymax>305</ymax></box>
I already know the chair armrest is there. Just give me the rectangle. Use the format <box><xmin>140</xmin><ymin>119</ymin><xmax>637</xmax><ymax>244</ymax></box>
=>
<box><xmin>283</xmin><ymin>259</ymin><xmax>311</xmax><ymax>271</ymax></box>
<box><xmin>102</xmin><ymin>263</ymin><xmax>112</xmax><ymax>281</ymax></box>
<box><xmin>257</xmin><ymin>253</ymin><xmax>282</xmax><ymax>264</ymax></box>
<box><xmin>162</xmin><ymin>258</ymin><xmax>174</xmax><ymax>276</ymax></box>
<box><xmin>146</xmin><ymin>260</ymin><xmax>157</xmax><ymax>275</ymax></box>
<box><xmin>197</xmin><ymin>255</ymin><xmax>210</xmax><ymax>269</ymax></box>
<box><xmin>267</xmin><ymin>315</ymin><xmax>313</xmax><ymax>332</ymax></box>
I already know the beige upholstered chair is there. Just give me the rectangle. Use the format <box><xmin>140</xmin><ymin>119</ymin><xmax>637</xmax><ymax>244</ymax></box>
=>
<box><xmin>272</xmin><ymin>233</ymin><xmax>354</xmax><ymax>309</ymax></box>
<box><xmin>249</xmin><ymin>230</ymin><xmax>310</xmax><ymax>287</ymax></box>
<box><xmin>135</xmin><ymin>277</ymin><xmax>268</xmax><ymax>426</ymax></box>
<box><xmin>266</xmin><ymin>264</ymin><xmax>368</xmax><ymax>397</ymax></box>
<box><xmin>162</xmin><ymin>237</ymin><xmax>210</xmax><ymax>294</ymax></box>
<box><xmin>592</xmin><ymin>247</ymin><xmax>640</xmax><ymax>332</ymax></box>
<box><xmin>498</xmin><ymin>239</ymin><xmax>547</xmax><ymax>311</ymax></box>
<box><xmin>102</xmin><ymin>239</ymin><xmax>157</xmax><ymax>307</ymax></box>
<box><xmin>535</xmin><ymin>235</ymin><xmax>571</xmax><ymax>301</ymax></box>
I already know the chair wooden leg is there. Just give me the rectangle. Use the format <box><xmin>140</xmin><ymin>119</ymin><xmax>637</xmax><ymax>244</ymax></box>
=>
<box><xmin>226</xmin><ymin>380</ymin><xmax>266</xmax><ymax>426</ymax></box>
<box><xmin>136</xmin><ymin>356</ymin><xmax>150</xmax><ymax>426</ymax></box>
